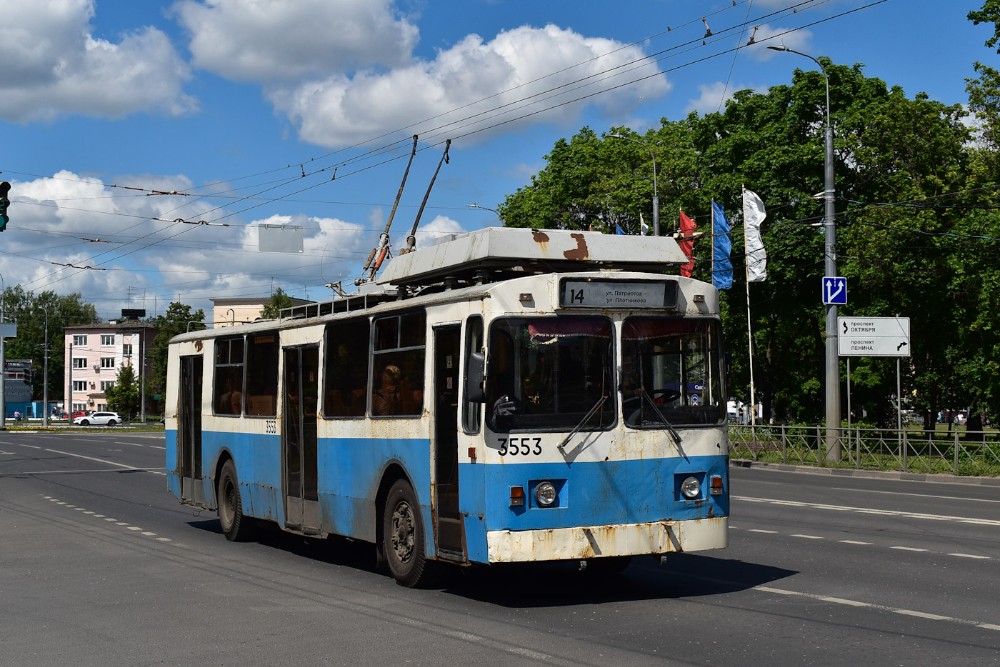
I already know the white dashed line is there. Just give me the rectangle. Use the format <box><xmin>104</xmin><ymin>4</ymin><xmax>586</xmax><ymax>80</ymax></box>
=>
<box><xmin>755</xmin><ymin>585</ymin><xmax>1000</xmax><ymax>632</ymax></box>
<box><xmin>44</xmin><ymin>495</ymin><xmax>175</xmax><ymax>547</ymax></box>
<box><xmin>734</xmin><ymin>526</ymin><xmax>990</xmax><ymax>561</ymax></box>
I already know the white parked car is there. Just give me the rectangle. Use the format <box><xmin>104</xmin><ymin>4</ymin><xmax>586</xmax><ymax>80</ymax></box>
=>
<box><xmin>73</xmin><ymin>411</ymin><xmax>121</xmax><ymax>426</ymax></box>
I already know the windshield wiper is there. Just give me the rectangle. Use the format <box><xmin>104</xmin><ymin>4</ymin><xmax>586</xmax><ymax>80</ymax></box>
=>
<box><xmin>557</xmin><ymin>393</ymin><xmax>609</xmax><ymax>454</ymax></box>
<box><xmin>636</xmin><ymin>388</ymin><xmax>685</xmax><ymax>449</ymax></box>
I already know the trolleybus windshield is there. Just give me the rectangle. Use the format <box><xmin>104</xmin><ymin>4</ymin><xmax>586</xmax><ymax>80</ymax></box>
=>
<box><xmin>621</xmin><ymin>317</ymin><xmax>725</xmax><ymax>427</ymax></box>
<box><xmin>486</xmin><ymin>316</ymin><xmax>614</xmax><ymax>432</ymax></box>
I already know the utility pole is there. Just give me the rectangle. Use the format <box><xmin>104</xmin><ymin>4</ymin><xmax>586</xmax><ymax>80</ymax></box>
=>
<box><xmin>769</xmin><ymin>44</ymin><xmax>842</xmax><ymax>461</ymax></box>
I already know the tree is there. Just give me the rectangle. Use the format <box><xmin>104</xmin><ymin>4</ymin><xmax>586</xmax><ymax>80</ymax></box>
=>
<box><xmin>260</xmin><ymin>287</ymin><xmax>296</xmax><ymax>319</ymax></box>
<box><xmin>105</xmin><ymin>364</ymin><xmax>139</xmax><ymax>420</ymax></box>
<box><xmin>0</xmin><ymin>287</ymin><xmax>98</xmax><ymax>405</ymax></box>
<box><xmin>495</xmin><ymin>59</ymin><xmax>987</xmax><ymax>424</ymax></box>
<box><xmin>148</xmin><ymin>302</ymin><xmax>205</xmax><ymax>412</ymax></box>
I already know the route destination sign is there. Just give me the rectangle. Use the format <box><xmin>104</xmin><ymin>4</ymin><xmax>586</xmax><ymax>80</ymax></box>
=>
<box><xmin>837</xmin><ymin>316</ymin><xmax>911</xmax><ymax>357</ymax></box>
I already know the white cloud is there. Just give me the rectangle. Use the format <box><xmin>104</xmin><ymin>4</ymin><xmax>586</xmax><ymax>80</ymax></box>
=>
<box><xmin>269</xmin><ymin>24</ymin><xmax>670</xmax><ymax>147</ymax></box>
<box><xmin>4</xmin><ymin>171</ymin><xmax>373</xmax><ymax>316</ymax></box>
<box><xmin>685</xmin><ymin>82</ymin><xmax>767</xmax><ymax>115</ymax></box>
<box><xmin>412</xmin><ymin>214</ymin><xmax>468</xmax><ymax>249</ymax></box>
<box><xmin>173</xmin><ymin>0</ymin><xmax>419</xmax><ymax>82</ymax></box>
<box><xmin>743</xmin><ymin>24</ymin><xmax>813</xmax><ymax>60</ymax></box>
<box><xmin>0</xmin><ymin>0</ymin><xmax>195</xmax><ymax>123</ymax></box>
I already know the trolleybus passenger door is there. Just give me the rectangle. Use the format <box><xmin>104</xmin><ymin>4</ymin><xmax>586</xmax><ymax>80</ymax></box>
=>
<box><xmin>433</xmin><ymin>325</ymin><xmax>464</xmax><ymax>557</ymax></box>
<box><xmin>178</xmin><ymin>355</ymin><xmax>204</xmax><ymax>505</ymax></box>
<box><xmin>282</xmin><ymin>346</ymin><xmax>321</xmax><ymax>534</ymax></box>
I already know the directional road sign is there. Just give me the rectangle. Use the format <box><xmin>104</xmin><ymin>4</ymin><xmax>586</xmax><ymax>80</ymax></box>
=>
<box><xmin>838</xmin><ymin>316</ymin><xmax>911</xmax><ymax>357</ymax></box>
<box><xmin>822</xmin><ymin>277</ymin><xmax>847</xmax><ymax>305</ymax></box>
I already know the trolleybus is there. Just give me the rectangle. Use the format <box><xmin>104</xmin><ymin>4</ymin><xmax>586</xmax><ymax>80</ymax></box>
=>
<box><xmin>165</xmin><ymin>227</ymin><xmax>729</xmax><ymax>586</ymax></box>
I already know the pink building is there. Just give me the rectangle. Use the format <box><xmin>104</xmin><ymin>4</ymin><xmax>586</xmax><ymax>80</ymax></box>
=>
<box><xmin>64</xmin><ymin>323</ymin><xmax>157</xmax><ymax>415</ymax></box>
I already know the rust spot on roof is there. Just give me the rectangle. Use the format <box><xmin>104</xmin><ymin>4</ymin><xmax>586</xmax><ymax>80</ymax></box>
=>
<box><xmin>531</xmin><ymin>229</ymin><xmax>550</xmax><ymax>245</ymax></box>
<box><xmin>563</xmin><ymin>233</ymin><xmax>590</xmax><ymax>261</ymax></box>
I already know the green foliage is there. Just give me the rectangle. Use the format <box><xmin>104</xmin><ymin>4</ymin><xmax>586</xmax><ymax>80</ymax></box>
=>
<box><xmin>261</xmin><ymin>287</ymin><xmax>296</xmax><ymax>319</ymax></box>
<box><xmin>0</xmin><ymin>287</ymin><xmax>99</xmax><ymax>402</ymax></box>
<box><xmin>148</xmin><ymin>302</ymin><xmax>205</xmax><ymax>408</ymax></box>
<box><xmin>497</xmin><ymin>53</ymin><xmax>999</xmax><ymax>424</ymax></box>
<box><xmin>105</xmin><ymin>364</ymin><xmax>139</xmax><ymax>419</ymax></box>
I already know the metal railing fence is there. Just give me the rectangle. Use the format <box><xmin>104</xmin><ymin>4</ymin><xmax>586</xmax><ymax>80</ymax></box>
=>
<box><xmin>729</xmin><ymin>424</ymin><xmax>1000</xmax><ymax>477</ymax></box>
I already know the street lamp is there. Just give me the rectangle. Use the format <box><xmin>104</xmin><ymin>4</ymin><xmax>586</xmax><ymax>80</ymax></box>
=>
<box><xmin>768</xmin><ymin>44</ymin><xmax>841</xmax><ymax>461</ymax></box>
<box><xmin>609</xmin><ymin>133</ymin><xmax>659</xmax><ymax>236</ymax></box>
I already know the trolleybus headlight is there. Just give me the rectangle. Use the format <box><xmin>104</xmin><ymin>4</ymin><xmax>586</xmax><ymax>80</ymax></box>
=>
<box><xmin>534</xmin><ymin>481</ymin><xmax>558</xmax><ymax>507</ymax></box>
<box><xmin>680</xmin><ymin>476</ymin><xmax>701</xmax><ymax>500</ymax></box>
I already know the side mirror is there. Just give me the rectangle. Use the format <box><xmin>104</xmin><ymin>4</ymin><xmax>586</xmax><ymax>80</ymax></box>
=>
<box><xmin>465</xmin><ymin>351</ymin><xmax>485</xmax><ymax>403</ymax></box>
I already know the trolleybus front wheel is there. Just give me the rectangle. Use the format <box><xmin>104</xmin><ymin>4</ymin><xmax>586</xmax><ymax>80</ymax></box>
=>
<box><xmin>218</xmin><ymin>459</ymin><xmax>253</xmax><ymax>542</ymax></box>
<box><xmin>383</xmin><ymin>479</ymin><xmax>433</xmax><ymax>587</ymax></box>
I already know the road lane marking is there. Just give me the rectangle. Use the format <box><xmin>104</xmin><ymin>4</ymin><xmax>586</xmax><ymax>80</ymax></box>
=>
<box><xmin>832</xmin><ymin>487</ymin><xmax>1000</xmax><ymax>504</ymax></box>
<box><xmin>44</xmin><ymin>496</ymin><xmax>185</xmax><ymax>549</ymax></box>
<box><xmin>736</xmin><ymin>495</ymin><xmax>1000</xmax><ymax>527</ymax></box>
<box><xmin>754</xmin><ymin>585</ymin><xmax>1000</xmax><ymax>632</ymax></box>
<box><xmin>734</xmin><ymin>526</ymin><xmax>989</xmax><ymax>561</ymax></box>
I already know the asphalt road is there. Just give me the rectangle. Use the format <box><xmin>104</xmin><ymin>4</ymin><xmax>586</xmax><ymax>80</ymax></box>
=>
<box><xmin>1</xmin><ymin>430</ymin><xmax>998</xmax><ymax>666</ymax></box>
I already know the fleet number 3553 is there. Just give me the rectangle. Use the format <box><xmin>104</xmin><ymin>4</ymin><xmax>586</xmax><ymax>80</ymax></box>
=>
<box><xmin>497</xmin><ymin>437</ymin><xmax>542</xmax><ymax>456</ymax></box>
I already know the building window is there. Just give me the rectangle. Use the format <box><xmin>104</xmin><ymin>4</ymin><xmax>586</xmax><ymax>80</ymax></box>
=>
<box><xmin>73</xmin><ymin>358</ymin><xmax>87</xmax><ymax>369</ymax></box>
<box><xmin>73</xmin><ymin>380</ymin><xmax>87</xmax><ymax>391</ymax></box>
<box><xmin>100</xmin><ymin>357</ymin><xmax>115</xmax><ymax>369</ymax></box>
<box><xmin>122</xmin><ymin>343</ymin><xmax>133</xmax><ymax>358</ymax></box>
<box><xmin>101</xmin><ymin>381</ymin><xmax>115</xmax><ymax>391</ymax></box>
<box><xmin>73</xmin><ymin>335</ymin><xmax>87</xmax><ymax>346</ymax></box>
<box><xmin>101</xmin><ymin>334</ymin><xmax>115</xmax><ymax>346</ymax></box>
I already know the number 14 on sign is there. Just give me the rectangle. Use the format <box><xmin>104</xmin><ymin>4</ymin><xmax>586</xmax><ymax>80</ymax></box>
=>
<box><xmin>822</xmin><ymin>277</ymin><xmax>847</xmax><ymax>305</ymax></box>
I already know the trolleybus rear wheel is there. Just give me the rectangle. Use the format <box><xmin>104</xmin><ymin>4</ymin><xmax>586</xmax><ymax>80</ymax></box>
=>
<box><xmin>383</xmin><ymin>479</ymin><xmax>432</xmax><ymax>587</ymax></box>
<box><xmin>218</xmin><ymin>459</ymin><xmax>252</xmax><ymax>542</ymax></box>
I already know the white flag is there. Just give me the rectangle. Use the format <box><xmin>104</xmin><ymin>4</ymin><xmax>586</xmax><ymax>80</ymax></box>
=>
<box><xmin>743</xmin><ymin>189</ymin><xmax>767</xmax><ymax>282</ymax></box>
<box><xmin>640</xmin><ymin>212</ymin><xmax>649</xmax><ymax>236</ymax></box>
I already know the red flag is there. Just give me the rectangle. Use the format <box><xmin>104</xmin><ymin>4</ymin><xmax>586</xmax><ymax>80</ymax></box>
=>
<box><xmin>679</xmin><ymin>210</ymin><xmax>696</xmax><ymax>277</ymax></box>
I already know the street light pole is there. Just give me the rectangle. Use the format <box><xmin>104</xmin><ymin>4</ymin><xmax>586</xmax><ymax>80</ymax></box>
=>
<box><xmin>769</xmin><ymin>44</ymin><xmax>841</xmax><ymax>461</ymax></box>
<box><xmin>609</xmin><ymin>133</ymin><xmax>659</xmax><ymax>236</ymax></box>
<box><xmin>42</xmin><ymin>306</ymin><xmax>49</xmax><ymax>427</ymax></box>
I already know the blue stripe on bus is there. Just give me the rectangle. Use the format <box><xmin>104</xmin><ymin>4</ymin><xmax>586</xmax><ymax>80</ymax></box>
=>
<box><xmin>167</xmin><ymin>428</ymin><xmax>726</xmax><ymax>565</ymax></box>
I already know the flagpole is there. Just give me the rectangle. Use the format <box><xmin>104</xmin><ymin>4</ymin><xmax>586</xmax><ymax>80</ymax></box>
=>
<box><xmin>710</xmin><ymin>205</ymin><xmax>715</xmax><ymax>281</ymax></box>
<box><xmin>742</xmin><ymin>186</ymin><xmax>758</xmax><ymax>426</ymax></box>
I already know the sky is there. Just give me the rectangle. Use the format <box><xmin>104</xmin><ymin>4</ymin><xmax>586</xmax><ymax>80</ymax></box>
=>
<box><xmin>0</xmin><ymin>0</ymin><xmax>993</xmax><ymax>321</ymax></box>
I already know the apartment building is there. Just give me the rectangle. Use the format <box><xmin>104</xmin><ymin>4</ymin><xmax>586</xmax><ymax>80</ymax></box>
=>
<box><xmin>64</xmin><ymin>323</ymin><xmax>157</xmax><ymax>414</ymax></box>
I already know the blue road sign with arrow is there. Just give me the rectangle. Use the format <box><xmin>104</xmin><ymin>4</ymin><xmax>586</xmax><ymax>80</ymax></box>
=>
<box><xmin>822</xmin><ymin>277</ymin><xmax>847</xmax><ymax>305</ymax></box>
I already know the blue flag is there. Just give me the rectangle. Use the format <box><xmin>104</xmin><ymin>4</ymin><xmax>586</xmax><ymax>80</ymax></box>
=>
<box><xmin>615</xmin><ymin>223</ymin><xmax>626</xmax><ymax>235</ymax></box>
<box><xmin>712</xmin><ymin>200</ymin><xmax>732</xmax><ymax>290</ymax></box>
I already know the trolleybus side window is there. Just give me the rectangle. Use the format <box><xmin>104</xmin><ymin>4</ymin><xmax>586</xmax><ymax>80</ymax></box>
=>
<box><xmin>323</xmin><ymin>318</ymin><xmax>371</xmax><ymax>418</ymax></box>
<box><xmin>372</xmin><ymin>311</ymin><xmax>426</xmax><ymax>417</ymax></box>
<box><xmin>245</xmin><ymin>332</ymin><xmax>279</xmax><ymax>417</ymax></box>
<box><xmin>486</xmin><ymin>316</ymin><xmax>614</xmax><ymax>432</ymax></box>
<box><xmin>462</xmin><ymin>316</ymin><xmax>484</xmax><ymax>434</ymax></box>
<box><xmin>214</xmin><ymin>336</ymin><xmax>245</xmax><ymax>416</ymax></box>
<box><xmin>621</xmin><ymin>317</ymin><xmax>725</xmax><ymax>427</ymax></box>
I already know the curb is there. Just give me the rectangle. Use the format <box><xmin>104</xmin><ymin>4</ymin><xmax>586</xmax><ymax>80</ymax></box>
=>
<box><xmin>731</xmin><ymin>458</ymin><xmax>1000</xmax><ymax>487</ymax></box>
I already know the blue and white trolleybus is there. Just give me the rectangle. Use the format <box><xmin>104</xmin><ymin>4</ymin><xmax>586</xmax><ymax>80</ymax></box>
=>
<box><xmin>165</xmin><ymin>227</ymin><xmax>729</xmax><ymax>586</ymax></box>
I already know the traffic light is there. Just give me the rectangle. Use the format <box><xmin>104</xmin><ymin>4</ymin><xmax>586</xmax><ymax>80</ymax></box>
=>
<box><xmin>0</xmin><ymin>181</ymin><xmax>9</xmax><ymax>232</ymax></box>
